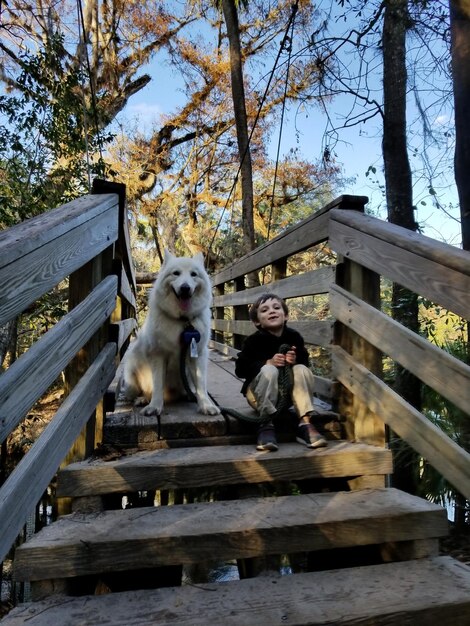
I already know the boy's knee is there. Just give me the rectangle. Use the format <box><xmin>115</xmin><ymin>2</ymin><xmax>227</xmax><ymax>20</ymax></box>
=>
<box><xmin>292</xmin><ymin>364</ymin><xmax>314</xmax><ymax>381</ymax></box>
<box><xmin>260</xmin><ymin>364</ymin><xmax>278</xmax><ymax>381</ymax></box>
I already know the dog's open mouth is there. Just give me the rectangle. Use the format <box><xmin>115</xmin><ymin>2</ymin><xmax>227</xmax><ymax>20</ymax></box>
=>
<box><xmin>173</xmin><ymin>286</ymin><xmax>193</xmax><ymax>311</ymax></box>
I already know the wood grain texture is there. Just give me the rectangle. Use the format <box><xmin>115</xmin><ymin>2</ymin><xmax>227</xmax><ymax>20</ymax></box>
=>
<box><xmin>4</xmin><ymin>557</ymin><xmax>470</xmax><ymax>626</ymax></box>
<box><xmin>13</xmin><ymin>488</ymin><xmax>447</xmax><ymax>581</ymax></box>
<box><xmin>330</xmin><ymin>284</ymin><xmax>470</xmax><ymax>416</ymax></box>
<box><xmin>330</xmin><ymin>208</ymin><xmax>470</xmax><ymax>274</ymax></box>
<box><xmin>213</xmin><ymin>267</ymin><xmax>336</xmax><ymax>306</ymax></box>
<box><xmin>56</xmin><ymin>441</ymin><xmax>392</xmax><ymax>497</ymax></box>
<box><xmin>0</xmin><ymin>343</ymin><xmax>117</xmax><ymax>564</ymax></box>
<box><xmin>0</xmin><ymin>277</ymin><xmax>118</xmax><ymax>444</ymax></box>
<box><xmin>329</xmin><ymin>218</ymin><xmax>470</xmax><ymax>320</ymax></box>
<box><xmin>0</xmin><ymin>194</ymin><xmax>117</xmax><ymax>265</ymax></box>
<box><xmin>212</xmin><ymin>196</ymin><xmax>366</xmax><ymax>286</ymax></box>
<box><xmin>0</xmin><ymin>207</ymin><xmax>118</xmax><ymax>326</ymax></box>
<box><xmin>332</xmin><ymin>345</ymin><xmax>470</xmax><ymax>500</ymax></box>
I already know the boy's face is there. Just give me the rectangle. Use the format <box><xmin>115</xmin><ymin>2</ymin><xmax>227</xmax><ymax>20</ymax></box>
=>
<box><xmin>255</xmin><ymin>298</ymin><xmax>288</xmax><ymax>335</ymax></box>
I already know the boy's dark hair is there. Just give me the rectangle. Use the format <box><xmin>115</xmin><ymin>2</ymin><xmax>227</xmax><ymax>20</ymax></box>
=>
<box><xmin>249</xmin><ymin>292</ymin><xmax>289</xmax><ymax>324</ymax></box>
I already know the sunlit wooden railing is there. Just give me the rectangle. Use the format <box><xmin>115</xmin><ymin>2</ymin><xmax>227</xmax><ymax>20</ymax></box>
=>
<box><xmin>0</xmin><ymin>181</ymin><xmax>136</xmax><ymax>564</ymax></box>
<box><xmin>210</xmin><ymin>195</ymin><xmax>470</xmax><ymax>501</ymax></box>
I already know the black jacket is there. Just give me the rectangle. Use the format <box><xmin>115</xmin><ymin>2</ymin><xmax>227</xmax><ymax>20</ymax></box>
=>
<box><xmin>235</xmin><ymin>325</ymin><xmax>309</xmax><ymax>395</ymax></box>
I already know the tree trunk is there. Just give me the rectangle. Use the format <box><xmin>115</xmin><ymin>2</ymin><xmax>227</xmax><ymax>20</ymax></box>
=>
<box><xmin>450</xmin><ymin>0</ymin><xmax>470</xmax><ymax>252</ymax></box>
<box><xmin>221</xmin><ymin>0</ymin><xmax>256</xmax><ymax>256</ymax></box>
<box><xmin>449</xmin><ymin>0</ymin><xmax>470</xmax><ymax>529</ymax></box>
<box><xmin>382</xmin><ymin>0</ymin><xmax>420</xmax><ymax>494</ymax></box>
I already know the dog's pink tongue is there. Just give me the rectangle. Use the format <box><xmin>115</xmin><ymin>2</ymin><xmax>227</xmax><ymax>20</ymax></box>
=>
<box><xmin>179</xmin><ymin>298</ymin><xmax>190</xmax><ymax>311</ymax></box>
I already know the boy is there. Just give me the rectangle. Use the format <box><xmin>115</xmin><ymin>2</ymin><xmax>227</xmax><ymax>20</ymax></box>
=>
<box><xmin>235</xmin><ymin>292</ymin><xmax>327</xmax><ymax>452</ymax></box>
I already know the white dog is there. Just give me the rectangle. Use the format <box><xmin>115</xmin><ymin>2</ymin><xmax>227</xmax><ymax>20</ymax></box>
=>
<box><xmin>123</xmin><ymin>250</ymin><xmax>220</xmax><ymax>417</ymax></box>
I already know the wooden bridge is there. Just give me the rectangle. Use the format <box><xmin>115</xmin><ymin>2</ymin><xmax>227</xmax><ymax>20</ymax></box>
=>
<box><xmin>1</xmin><ymin>183</ymin><xmax>470</xmax><ymax>624</ymax></box>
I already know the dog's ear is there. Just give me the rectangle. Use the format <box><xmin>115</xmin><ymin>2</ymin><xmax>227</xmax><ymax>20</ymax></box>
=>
<box><xmin>163</xmin><ymin>249</ymin><xmax>174</xmax><ymax>264</ymax></box>
<box><xmin>193</xmin><ymin>251</ymin><xmax>205</xmax><ymax>264</ymax></box>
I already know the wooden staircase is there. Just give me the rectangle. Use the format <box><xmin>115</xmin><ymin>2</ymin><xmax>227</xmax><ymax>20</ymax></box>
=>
<box><xmin>3</xmin><ymin>354</ymin><xmax>470</xmax><ymax>625</ymax></box>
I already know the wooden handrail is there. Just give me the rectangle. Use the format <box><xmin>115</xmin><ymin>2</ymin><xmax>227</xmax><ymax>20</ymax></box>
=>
<box><xmin>211</xmin><ymin>194</ymin><xmax>470</xmax><ymax>502</ymax></box>
<box><xmin>0</xmin><ymin>184</ymin><xmax>136</xmax><ymax>564</ymax></box>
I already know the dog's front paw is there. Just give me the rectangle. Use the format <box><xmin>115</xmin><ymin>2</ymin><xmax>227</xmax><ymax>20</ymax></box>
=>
<box><xmin>198</xmin><ymin>401</ymin><xmax>221</xmax><ymax>416</ymax></box>
<box><xmin>140</xmin><ymin>404</ymin><xmax>162</xmax><ymax>417</ymax></box>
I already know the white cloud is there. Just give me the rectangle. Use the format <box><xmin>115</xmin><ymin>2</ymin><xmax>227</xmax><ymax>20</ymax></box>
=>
<box><xmin>126</xmin><ymin>102</ymin><xmax>162</xmax><ymax>123</ymax></box>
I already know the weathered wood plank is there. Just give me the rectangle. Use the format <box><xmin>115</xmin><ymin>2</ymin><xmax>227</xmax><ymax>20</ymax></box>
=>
<box><xmin>0</xmin><ymin>343</ymin><xmax>117</xmax><ymax>564</ymax></box>
<box><xmin>334</xmin><ymin>257</ymin><xmax>384</xmax><ymax>446</ymax></box>
<box><xmin>329</xmin><ymin>216</ymin><xmax>470</xmax><ymax>320</ymax></box>
<box><xmin>332</xmin><ymin>345</ymin><xmax>470</xmax><ymax>500</ymax></box>
<box><xmin>13</xmin><ymin>488</ymin><xmax>447</xmax><ymax>581</ymax></box>
<box><xmin>212</xmin><ymin>196</ymin><xmax>366</xmax><ymax>286</ymax></box>
<box><xmin>103</xmin><ymin>402</ymin><xmax>229</xmax><ymax>447</ymax></box>
<box><xmin>330</xmin><ymin>207</ymin><xmax>470</xmax><ymax>275</ymax></box>
<box><xmin>104</xmin><ymin>355</ymin><xmax>237</xmax><ymax>443</ymax></box>
<box><xmin>115</xmin><ymin>261</ymin><xmax>136</xmax><ymax>310</ymax></box>
<box><xmin>0</xmin><ymin>206</ymin><xmax>119</xmax><ymax>326</ymax></box>
<box><xmin>213</xmin><ymin>267</ymin><xmax>336</xmax><ymax>307</ymax></box>
<box><xmin>0</xmin><ymin>194</ymin><xmax>118</xmax><ymax>266</ymax></box>
<box><xmin>56</xmin><ymin>441</ymin><xmax>392</xmax><ymax>497</ymax></box>
<box><xmin>4</xmin><ymin>557</ymin><xmax>470</xmax><ymax>626</ymax></box>
<box><xmin>330</xmin><ymin>284</ymin><xmax>470</xmax><ymax>417</ymax></box>
<box><xmin>211</xmin><ymin>319</ymin><xmax>334</xmax><ymax>347</ymax></box>
<box><xmin>0</xmin><ymin>277</ymin><xmax>118</xmax><ymax>444</ymax></box>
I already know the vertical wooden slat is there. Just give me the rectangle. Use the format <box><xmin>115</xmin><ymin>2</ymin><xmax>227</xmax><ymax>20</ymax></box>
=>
<box><xmin>214</xmin><ymin>284</ymin><xmax>225</xmax><ymax>345</ymax></box>
<box><xmin>61</xmin><ymin>247</ymin><xmax>114</xmax><ymax>486</ymax></box>
<box><xmin>272</xmin><ymin>258</ymin><xmax>287</xmax><ymax>282</ymax></box>
<box><xmin>233</xmin><ymin>277</ymin><xmax>249</xmax><ymax>350</ymax></box>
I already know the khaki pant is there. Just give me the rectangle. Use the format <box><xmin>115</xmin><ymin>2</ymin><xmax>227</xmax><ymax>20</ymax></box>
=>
<box><xmin>246</xmin><ymin>364</ymin><xmax>315</xmax><ymax>420</ymax></box>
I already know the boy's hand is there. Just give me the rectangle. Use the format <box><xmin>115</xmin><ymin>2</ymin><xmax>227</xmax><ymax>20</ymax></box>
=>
<box><xmin>285</xmin><ymin>345</ymin><xmax>297</xmax><ymax>365</ymax></box>
<box><xmin>268</xmin><ymin>346</ymin><xmax>297</xmax><ymax>367</ymax></box>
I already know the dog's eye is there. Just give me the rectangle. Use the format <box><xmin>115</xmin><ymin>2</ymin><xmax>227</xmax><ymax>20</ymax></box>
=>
<box><xmin>190</xmin><ymin>271</ymin><xmax>198</xmax><ymax>277</ymax></box>
<box><xmin>173</xmin><ymin>270</ymin><xmax>181</xmax><ymax>276</ymax></box>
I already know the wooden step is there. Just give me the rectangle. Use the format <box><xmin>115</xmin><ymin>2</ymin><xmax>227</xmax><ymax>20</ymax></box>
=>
<box><xmin>13</xmin><ymin>488</ymin><xmax>447</xmax><ymax>583</ymax></box>
<box><xmin>103</xmin><ymin>401</ymin><xmax>229</xmax><ymax>446</ymax></box>
<box><xmin>56</xmin><ymin>441</ymin><xmax>393</xmax><ymax>497</ymax></box>
<box><xmin>4</xmin><ymin>557</ymin><xmax>470</xmax><ymax>625</ymax></box>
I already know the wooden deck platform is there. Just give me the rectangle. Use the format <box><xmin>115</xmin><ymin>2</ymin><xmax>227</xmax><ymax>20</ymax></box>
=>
<box><xmin>103</xmin><ymin>353</ymin><xmax>343</xmax><ymax>447</ymax></box>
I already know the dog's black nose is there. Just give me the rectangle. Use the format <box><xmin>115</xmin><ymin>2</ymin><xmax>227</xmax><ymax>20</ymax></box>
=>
<box><xmin>178</xmin><ymin>283</ymin><xmax>192</xmax><ymax>298</ymax></box>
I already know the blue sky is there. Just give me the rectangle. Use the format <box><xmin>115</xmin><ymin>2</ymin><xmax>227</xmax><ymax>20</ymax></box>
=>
<box><xmin>118</xmin><ymin>20</ymin><xmax>461</xmax><ymax>249</ymax></box>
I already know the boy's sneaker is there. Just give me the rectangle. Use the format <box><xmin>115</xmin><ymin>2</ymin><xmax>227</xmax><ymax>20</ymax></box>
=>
<box><xmin>296</xmin><ymin>423</ymin><xmax>327</xmax><ymax>449</ymax></box>
<box><xmin>256</xmin><ymin>423</ymin><xmax>279</xmax><ymax>452</ymax></box>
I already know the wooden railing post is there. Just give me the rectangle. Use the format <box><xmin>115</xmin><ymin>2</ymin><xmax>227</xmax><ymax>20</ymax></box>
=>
<box><xmin>272</xmin><ymin>258</ymin><xmax>287</xmax><ymax>282</ymax></box>
<box><xmin>329</xmin><ymin>197</ymin><xmax>386</xmax><ymax>451</ymax></box>
<box><xmin>62</xmin><ymin>183</ymin><xmax>129</xmax><ymax>484</ymax></box>
<box><xmin>335</xmin><ymin>258</ymin><xmax>385</xmax><ymax>447</ymax></box>
<box><xmin>233</xmin><ymin>277</ymin><xmax>249</xmax><ymax>350</ymax></box>
<box><xmin>214</xmin><ymin>284</ymin><xmax>225</xmax><ymax>345</ymax></box>
<box><xmin>63</xmin><ymin>247</ymin><xmax>114</xmax><ymax>456</ymax></box>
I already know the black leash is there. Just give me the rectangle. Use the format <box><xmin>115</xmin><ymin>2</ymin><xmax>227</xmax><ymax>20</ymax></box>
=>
<box><xmin>180</xmin><ymin>323</ymin><xmax>201</xmax><ymax>403</ymax></box>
